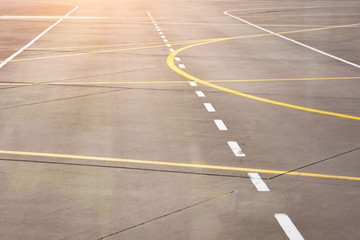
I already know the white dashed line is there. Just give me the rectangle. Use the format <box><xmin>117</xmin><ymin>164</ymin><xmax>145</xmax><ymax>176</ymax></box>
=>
<box><xmin>195</xmin><ymin>91</ymin><xmax>205</xmax><ymax>97</ymax></box>
<box><xmin>248</xmin><ymin>173</ymin><xmax>270</xmax><ymax>191</ymax></box>
<box><xmin>227</xmin><ymin>141</ymin><xmax>245</xmax><ymax>157</ymax></box>
<box><xmin>175</xmin><ymin>57</ymin><xmax>181</xmax><ymax>61</ymax></box>
<box><xmin>189</xmin><ymin>82</ymin><xmax>198</xmax><ymax>86</ymax></box>
<box><xmin>178</xmin><ymin>64</ymin><xmax>186</xmax><ymax>69</ymax></box>
<box><xmin>275</xmin><ymin>214</ymin><xmax>305</xmax><ymax>240</ymax></box>
<box><xmin>204</xmin><ymin>103</ymin><xmax>215</xmax><ymax>112</ymax></box>
<box><xmin>214</xmin><ymin>119</ymin><xmax>228</xmax><ymax>130</ymax></box>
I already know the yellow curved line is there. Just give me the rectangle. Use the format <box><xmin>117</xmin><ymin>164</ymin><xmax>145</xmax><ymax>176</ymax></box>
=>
<box><xmin>166</xmin><ymin>37</ymin><xmax>360</xmax><ymax>121</ymax></box>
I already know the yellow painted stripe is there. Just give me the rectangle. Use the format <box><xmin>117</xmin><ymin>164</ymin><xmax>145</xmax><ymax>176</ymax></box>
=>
<box><xmin>0</xmin><ymin>39</ymin><xmax>210</xmax><ymax>63</ymax></box>
<box><xmin>166</xmin><ymin>27</ymin><xmax>360</xmax><ymax>121</ymax></box>
<box><xmin>0</xmin><ymin>149</ymin><xmax>359</xmax><ymax>181</ymax></box>
<box><xmin>1</xmin><ymin>76</ymin><xmax>359</xmax><ymax>87</ymax></box>
<box><xmin>207</xmin><ymin>76</ymin><xmax>360</xmax><ymax>83</ymax></box>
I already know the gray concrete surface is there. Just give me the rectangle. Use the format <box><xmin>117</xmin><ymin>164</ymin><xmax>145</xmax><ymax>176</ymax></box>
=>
<box><xmin>0</xmin><ymin>0</ymin><xmax>359</xmax><ymax>239</ymax></box>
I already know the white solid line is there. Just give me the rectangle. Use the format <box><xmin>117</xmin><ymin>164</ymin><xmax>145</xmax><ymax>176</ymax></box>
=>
<box><xmin>248</xmin><ymin>173</ymin><xmax>270</xmax><ymax>191</ymax></box>
<box><xmin>175</xmin><ymin>57</ymin><xmax>181</xmax><ymax>61</ymax></box>
<box><xmin>195</xmin><ymin>91</ymin><xmax>205</xmax><ymax>97</ymax></box>
<box><xmin>275</xmin><ymin>214</ymin><xmax>305</xmax><ymax>240</ymax></box>
<box><xmin>189</xmin><ymin>82</ymin><xmax>198</xmax><ymax>86</ymax></box>
<box><xmin>227</xmin><ymin>141</ymin><xmax>245</xmax><ymax>157</ymax></box>
<box><xmin>0</xmin><ymin>16</ymin><xmax>106</xmax><ymax>20</ymax></box>
<box><xmin>224</xmin><ymin>10</ymin><xmax>360</xmax><ymax>69</ymax></box>
<box><xmin>0</xmin><ymin>5</ymin><xmax>79</xmax><ymax>70</ymax></box>
<box><xmin>214</xmin><ymin>119</ymin><xmax>228</xmax><ymax>130</ymax></box>
<box><xmin>169</xmin><ymin>48</ymin><xmax>175</xmax><ymax>52</ymax></box>
<box><xmin>178</xmin><ymin>64</ymin><xmax>186</xmax><ymax>69</ymax></box>
<box><xmin>204</xmin><ymin>103</ymin><xmax>216</xmax><ymax>112</ymax></box>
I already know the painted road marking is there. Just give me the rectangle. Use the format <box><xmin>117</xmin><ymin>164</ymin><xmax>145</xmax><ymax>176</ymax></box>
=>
<box><xmin>195</xmin><ymin>91</ymin><xmax>205</xmax><ymax>97</ymax></box>
<box><xmin>161</xmin><ymin>35</ymin><xmax>166</xmax><ymax>39</ymax></box>
<box><xmin>248</xmin><ymin>173</ymin><xmax>270</xmax><ymax>191</ymax></box>
<box><xmin>0</xmin><ymin>5</ymin><xmax>78</xmax><ymax>70</ymax></box>
<box><xmin>275</xmin><ymin>214</ymin><xmax>305</xmax><ymax>240</ymax></box>
<box><xmin>189</xmin><ymin>82</ymin><xmax>198</xmax><ymax>86</ymax></box>
<box><xmin>0</xmin><ymin>149</ymin><xmax>359</xmax><ymax>181</ymax></box>
<box><xmin>169</xmin><ymin>48</ymin><xmax>174</xmax><ymax>52</ymax></box>
<box><xmin>159</xmin><ymin>32</ymin><xmax>164</xmax><ymax>35</ymax></box>
<box><xmin>166</xmin><ymin>44</ymin><xmax>172</xmax><ymax>47</ymax></box>
<box><xmin>204</xmin><ymin>103</ymin><xmax>216</xmax><ymax>112</ymax></box>
<box><xmin>0</xmin><ymin>16</ymin><xmax>106</xmax><ymax>20</ymax></box>
<box><xmin>163</xmin><ymin>39</ymin><xmax>168</xmax><ymax>42</ymax></box>
<box><xmin>166</xmin><ymin>36</ymin><xmax>360</xmax><ymax>121</ymax></box>
<box><xmin>214</xmin><ymin>119</ymin><xmax>228</xmax><ymax>130</ymax></box>
<box><xmin>175</xmin><ymin>57</ymin><xmax>181</xmax><ymax>61</ymax></box>
<box><xmin>227</xmin><ymin>141</ymin><xmax>245</xmax><ymax>157</ymax></box>
<box><xmin>224</xmin><ymin>10</ymin><xmax>360</xmax><ymax>69</ymax></box>
<box><xmin>178</xmin><ymin>64</ymin><xmax>186</xmax><ymax>69</ymax></box>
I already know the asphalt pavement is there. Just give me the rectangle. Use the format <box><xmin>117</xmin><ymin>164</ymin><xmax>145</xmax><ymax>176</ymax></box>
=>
<box><xmin>0</xmin><ymin>0</ymin><xmax>359</xmax><ymax>239</ymax></box>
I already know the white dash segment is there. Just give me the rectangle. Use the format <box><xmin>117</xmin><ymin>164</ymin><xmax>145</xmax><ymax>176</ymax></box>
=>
<box><xmin>248</xmin><ymin>173</ymin><xmax>270</xmax><ymax>191</ymax></box>
<box><xmin>204</xmin><ymin>103</ymin><xmax>215</xmax><ymax>112</ymax></box>
<box><xmin>155</xmin><ymin>26</ymin><xmax>160</xmax><ymax>29</ymax></box>
<box><xmin>214</xmin><ymin>119</ymin><xmax>228</xmax><ymax>130</ymax></box>
<box><xmin>154</xmin><ymin>23</ymin><xmax>158</xmax><ymax>26</ymax></box>
<box><xmin>275</xmin><ymin>214</ymin><xmax>305</xmax><ymax>240</ymax></box>
<box><xmin>166</xmin><ymin>44</ymin><xmax>172</xmax><ymax>47</ymax></box>
<box><xmin>157</xmin><ymin>29</ymin><xmax>161</xmax><ymax>31</ymax></box>
<box><xmin>161</xmin><ymin>35</ymin><xmax>166</xmax><ymax>39</ymax></box>
<box><xmin>159</xmin><ymin>32</ymin><xmax>164</xmax><ymax>35</ymax></box>
<box><xmin>227</xmin><ymin>141</ymin><xmax>245</xmax><ymax>157</ymax></box>
<box><xmin>178</xmin><ymin>64</ymin><xmax>186</xmax><ymax>69</ymax></box>
<box><xmin>163</xmin><ymin>39</ymin><xmax>168</xmax><ymax>42</ymax></box>
<box><xmin>175</xmin><ymin>57</ymin><xmax>181</xmax><ymax>61</ymax></box>
<box><xmin>195</xmin><ymin>91</ymin><xmax>205</xmax><ymax>97</ymax></box>
<box><xmin>189</xmin><ymin>82</ymin><xmax>198</xmax><ymax>86</ymax></box>
<box><xmin>169</xmin><ymin>48</ymin><xmax>175</xmax><ymax>52</ymax></box>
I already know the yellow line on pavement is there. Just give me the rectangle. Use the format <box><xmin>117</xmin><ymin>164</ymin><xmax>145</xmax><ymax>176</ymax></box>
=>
<box><xmin>0</xmin><ymin>39</ymin><xmax>210</xmax><ymax>63</ymax></box>
<box><xmin>0</xmin><ymin>149</ymin><xmax>359</xmax><ymax>181</ymax></box>
<box><xmin>1</xmin><ymin>76</ymin><xmax>359</xmax><ymax>87</ymax></box>
<box><xmin>207</xmin><ymin>76</ymin><xmax>360</xmax><ymax>83</ymax></box>
<box><xmin>167</xmin><ymin>24</ymin><xmax>360</xmax><ymax>121</ymax></box>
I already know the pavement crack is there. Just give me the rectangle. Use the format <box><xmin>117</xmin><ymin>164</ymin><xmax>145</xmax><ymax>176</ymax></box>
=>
<box><xmin>0</xmin><ymin>157</ymin><xmax>246</xmax><ymax>179</ymax></box>
<box><xmin>97</xmin><ymin>191</ymin><xmax>234</xmax><ymax>240</ymax></box>
<box><xmin>0</xmin><ymin>89</ymin><xmax>126</xmax><ymax>111</ymax></box>
<box><xmin>269</xmin><ymin>146</ymin><xmax>360</xmax><ymax>180</ymax></box>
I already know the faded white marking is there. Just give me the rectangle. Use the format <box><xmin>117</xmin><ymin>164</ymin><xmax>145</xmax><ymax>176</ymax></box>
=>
<box><xmin>227</xmin><ymin>141</ymin><xmax>245</xmax><ymax>157</ymax></box>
